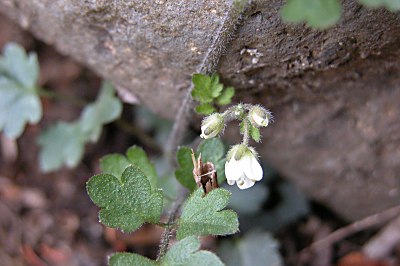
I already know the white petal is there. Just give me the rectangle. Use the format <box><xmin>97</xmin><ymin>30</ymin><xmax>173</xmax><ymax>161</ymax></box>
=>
<box><xmin>225</xmin><ymin>159</ymin><xmax>243</xmax><ymax>181</ymax></box>
<box><xmin>243</xmin><ymin>155</ymin><xmax>263</xmax><ymax>181</ymax></box>
<box><xmin>236</xmin><ymin>176</ymin><xmax>255</xmax><ymax>190</ymax></box>
<box><xmin>227</xmin><ymin>179</ymin><xmax>235</xmax><ymax>185</ymax></box>
<box><xmin>253</xmin><ymin>113</ymin><xmax>264</xmax><ymax>126</ymax></box>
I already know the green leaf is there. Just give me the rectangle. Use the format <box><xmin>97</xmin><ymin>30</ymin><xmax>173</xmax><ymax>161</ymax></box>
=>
<box><xmin>358</xmin><ymin>0</ymin><xmax>400</xmax><ymax>10</ymax></box>
<box><xmin>191</xmin><ymin>74</ymin><xmax>213</xmax><ymax>103</ymax></box>
<box><xmin>109</xmin><ymin>236</ymin><xmax>223</xmax><ymax>266</ymax></box>
<box><xmin>176</xmin><ymin>188</ymin><xmax>239</xmax><ymax>240</ymax></box>
<box><xmin>175</xmin><ymin>146</ymin><xmax>197</xmax><ymax>191</ymax></box>
<box><xmin>100</xmin><ymin>154</ymin><xmax>130</xmax><ymax>181</ymax></box>
<box><xmin>38</xmin><ymin>122</ymin><xmax>85</xmax><ymax>172</ymax></box>
<box><xmin>198</xmin><ymin>138</ymin><xmax>226</xmax><ymax>183</ymax></box>
<box><xmin>126</xmin><ymin>146</ymin><xmax>158</xmax><ymax>189</ymax></box>
<box><xmin>0</xmin><ymin>43</ymin><xmax>39</xmax><ymax>88</ymax></box>
<box><xmin>249</xmin><ymin>125</ymin><xmax>261</xmax><ymax>143</ymax></box>
<box><xmin>162</xmin><ymin>236</ymin><xmax>223</xmax><ymax>266</ymax></box>
<box><xmin>0</xmin><ymin>43</ymin><xmax>42</xmax><ymax>138</ymax></box>
<box><xmin>38</xmin><ymin>82</ymin><xmax>122</xmax><ymax>172</ymax></box>
<box><xmin>109</xmin><ymin>252</ymin><xmax>155</xmax><ymax>266</ymax></box>
<box><xmin>191</xmin><ymin>73</ymin><xmax>225</xmax><ymax>104</ymax></box>
<box><xmin>216</xmin><ymin>86</ymin><xmax>235</xmax><ymax>106</ymax></box>
<box><xmin>175</xmin><ymin>139</ymin><xmax>226</xmax><ymax>191</ymax></box>
<box><xmin>210</xmin><ymin>74</ymin><xmax>223</xmax><ymax>98</ymax></box>
<box><xmin>195</xmin><ymin>103</ymin><xmax>216</xmax><ymax>115</ymax></box>
<box><xmin>198</xmin><ymin>138</ymin><xmax>225</xmax><ymax>163</ymax></box>
<box><xmin>80</xmin><ymin>81</ymin><xmax>122</xmax><ymax>141</ymax></box>
<box><xmin>218</xmin><ymin>231</ymin><xmax>283</xmax><ymax>266</ymax></box>
<box><xmin>227</xmin><ymin>184</ymin><xmax>269</xmax><ymax>215</ymax></box>
<box><xmin>281</xmin><ymin>0</ymin><xmax>341</xmax><ymax>29</ymax></box>
<box><xmin>86</xmin><ymin>166</ymin><xmax>163</xmax><ymax>232</ymax></box>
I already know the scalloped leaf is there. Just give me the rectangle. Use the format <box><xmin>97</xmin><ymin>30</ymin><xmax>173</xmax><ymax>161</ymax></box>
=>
<box><xmin>38</xmin><ymin>82</ymin><xmax>122</xmax><ymax>172</ymax></box>
<box><xmin>109</xmin><ymin>236</ymin><xmax>223</xmax><ymax>266</ymax></box>
<box><xmin>176</xmin><ymin>188</ymin><xmax>238</xmax><ymax>240</ymax></box>
<box><xmin>281</xmin><ymin>0</ymin><xmax>341</xmax><ymax>29</ymax></box>
<box><xmin>0</xmin><ymin>43</ymin><xmax>41</xmax><ymax>138</ymax></box>
<box><xmin>100</xmin><ymin>145</ymin><xmax>158</xmax><ymax>188</ymax></box>
<box><xmin>87</xmin><ymin>166</ymin><xmax>163</xmax><ymax>232</ymax></box>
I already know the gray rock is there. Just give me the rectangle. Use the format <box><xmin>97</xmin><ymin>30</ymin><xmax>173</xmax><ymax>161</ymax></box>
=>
<box><xmin>1</xmin><ymin>0</ymin><xmax>400</xmax><ymax>220</ymax></box>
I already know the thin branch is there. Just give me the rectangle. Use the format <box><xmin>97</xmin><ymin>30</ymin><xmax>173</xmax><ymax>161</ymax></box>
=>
<box><xmin>363</xmin><ymin>215</ymin><xmax>400</xmax><ymax>259</ymax></box>
<box><xmin>304</xmin><ymin>204</ymin><xmax>400</xmax><ymax>253</ymax></box>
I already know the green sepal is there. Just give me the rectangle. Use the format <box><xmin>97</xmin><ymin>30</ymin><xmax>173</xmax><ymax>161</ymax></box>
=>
<box><xmin>249</xmin><ymin>124</ymin><xmax>261</xmax><ymax>143</ymax></box>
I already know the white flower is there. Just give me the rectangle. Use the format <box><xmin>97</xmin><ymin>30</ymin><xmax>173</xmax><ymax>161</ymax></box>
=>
<box><xmin>200</xmin><ymin>113</ymin><xmax>225</xmax><ymax>139</ymax></box>
<box><xmin>249</xmin><ymin>106</ymin><xmax>272</xmax><ymax>127</ymax></box>
<box><xmin>225</xmin><ymin>144</ymin><xmax>263</xmax><ymax>189</ymax></box>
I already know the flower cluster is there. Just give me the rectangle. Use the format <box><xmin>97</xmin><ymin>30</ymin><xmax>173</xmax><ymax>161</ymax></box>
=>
<box><xmin>199</xmin><ymin>103</ymin><xmax>272</xmax><ymax>190</ymax></box>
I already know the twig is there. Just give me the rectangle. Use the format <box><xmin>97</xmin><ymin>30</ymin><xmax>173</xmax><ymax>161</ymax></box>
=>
<box><xmin>363</xmin><ymin>214</ymin><xmax>400</xmax><ymax>259</ymax></box>
<box><xmin>303</xmin><ymin>204</ymin><xmax>400</xmax><ymax>253</ymax></box>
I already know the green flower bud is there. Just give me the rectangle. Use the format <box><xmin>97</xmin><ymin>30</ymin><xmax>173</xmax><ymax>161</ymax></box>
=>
<box><xmin>200</xmin><ymin>113</ymin><xmax>225</xmax><ymax>139</ymax></box>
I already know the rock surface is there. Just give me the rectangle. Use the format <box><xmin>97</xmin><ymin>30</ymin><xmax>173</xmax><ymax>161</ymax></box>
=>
<box><xmin>1</xmin><ymin>0</ymin><xmax>400</xmax><ymax>220</ymax></box>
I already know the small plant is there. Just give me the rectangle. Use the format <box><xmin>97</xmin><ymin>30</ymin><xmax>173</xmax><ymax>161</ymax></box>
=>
<box><xmin>281</xmin><ymin>0</ymin><xmax>400</xmax><ymax>29</ymax></box>
<box><xmin>191</xmin><ymin>73</ymin><xmax>235</xmax><ymax>115</ymax></box>
<box><xmin>0</xmin><ymin>43</ymin><xmax>122</xmax><ymax>173</ymax></box>
<box><xmin>84</xmin><ymin>72</ymin><xmax>273</xmax><ymax>264</ymax></box>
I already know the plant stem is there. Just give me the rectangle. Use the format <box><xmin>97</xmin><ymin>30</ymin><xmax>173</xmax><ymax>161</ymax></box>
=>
<box><xmin>242</xmin><ymin>118</ymin><xmax>250</xmax><ymax>145</ymax></box>
<box><xmin>157</xmin><ymin>189</ymin><xmax>187</xmax><ymax>260</ymax></box>
<box><xmin>164</xmin><ymin>1</ymin><xmax>248</xmax><ymax>158</ymax></box>
<box><xmin>159</xmin><ymin>1</ymin><xmax>249</xmax><ymax>259</ymax></box>
<box><xmin>115</xmin><ymin>119</ymin><xmax>162</xmax><ymax>153</ymax></box>
<box><xmin>36</xmin><ymin>87</ymin><xmax>88</xmax><ymax>107</ymax></box>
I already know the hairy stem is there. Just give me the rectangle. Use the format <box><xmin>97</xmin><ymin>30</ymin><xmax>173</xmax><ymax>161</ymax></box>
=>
<box><xmin>164</xmin><ymin>1</ymin><xmax>249</xmax><ymax>157</ymax></box>
<box><xmin>159</xmin><ymin>0</ymin><xmax>250</xmax><ymax>259</ymax></box>
<box><xmin>242</xmin><ymin>118</ymin><xmax>250</xmax><ymax>145</ymax></box>
<box><xmin>157</xmin><ymin>189</ymin><xmax>187</xmax><ymax>260</ymax></box>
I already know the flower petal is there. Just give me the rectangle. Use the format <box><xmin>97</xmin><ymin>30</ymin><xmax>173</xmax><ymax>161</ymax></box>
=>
<box><xmin>236</xmin><ymin>176</ymin><xmax>255</xmax><ymax>190</ymax></box>
<box><xmin>225</xmin><ymin>159</ymin><xmax>242</xmax><ymax>181</ymax></box>
<box><xmin>227</xmin><ymin>179</ymin><xmax>235</xmax><ymax>185</ymax></box>
<box><xmin>243</xmin><ymin>155</ymin><xmax>263</xmax><ymax>181</ymax></box>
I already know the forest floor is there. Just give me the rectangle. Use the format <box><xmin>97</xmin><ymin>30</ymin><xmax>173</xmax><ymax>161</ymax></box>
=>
<box><xmin>0</xmin><ymin>14</ymin><xmax>399</xmax><ymax>266</ymax></box>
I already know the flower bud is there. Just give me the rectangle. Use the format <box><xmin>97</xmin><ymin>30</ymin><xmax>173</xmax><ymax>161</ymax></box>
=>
<box><xmin>248</xmin><ymin>106</ymin><xmax>271</xmax><ymax>128</ymax></box>
<box><xmin>200</xmin><ymin>113</ymin><xmax>225</xmax><ymax>139</ymax></box>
